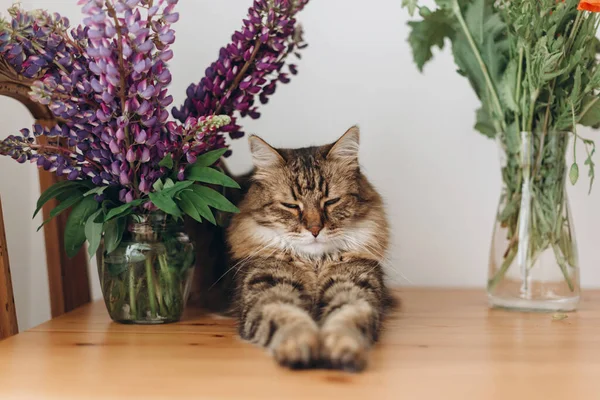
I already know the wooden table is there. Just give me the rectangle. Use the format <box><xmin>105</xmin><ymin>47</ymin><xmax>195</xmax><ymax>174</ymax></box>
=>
<box><xmin>1</xmin><ymin>289</ymin><xmax>600</xmax><ymax>400</ymax></box>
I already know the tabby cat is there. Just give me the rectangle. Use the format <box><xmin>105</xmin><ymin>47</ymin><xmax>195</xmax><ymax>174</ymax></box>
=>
<box><xmin>227</xmin><ymin>126</ymin><xmax>391</xmax><ymax>372</ymax></box>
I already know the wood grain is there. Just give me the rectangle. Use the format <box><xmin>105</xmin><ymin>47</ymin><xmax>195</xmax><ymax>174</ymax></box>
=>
<box><xmin>0</xmin><ymin>196</ymin><xmax>18</xmax><ymax>339</ymax></box>
<box><xmin>1</xmin><ymin>289</ymin><xmax>600</xmax><ymax>399</ymax></box>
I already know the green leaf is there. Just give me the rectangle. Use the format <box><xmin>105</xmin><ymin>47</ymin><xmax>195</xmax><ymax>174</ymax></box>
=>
<box><xmin>148</xmin><ymin>192</ymin><xmax>182</xmax><ymax>217</ymax></box>
<box><xmin>83</xmin><ymin>186</ymin><xmax>108</xmax><ymax>197</ymax></box>
<box><xmin>407</xmin><ymin>9</ymin><xmax>454</xmax><ymax>72</ymax></box>
<box><xmin>163</xmin><ymin>178</ymin><xmax>175</xmax><ymax>190</ymax></box>
<box><xmin>401</xmin><ymin>0</ymin><xmax>419</xmax><ymax>16</ymax></box>
<box><xmin>182</xmin><ymin>190</ymin><xmax>217</xmax><ymax>225</ymax></box>
<box><xmin>453</xmin><ymin>38</ymin><xmax>486</xmax><ymax>98</ymax></box>
<box><xmin>162</xmin><ymin>180</ymin><xmax>194</xmax><ymax>197</ymax></box>
<box><xmin>177</xmin><ymin>191</ymin><xmax>203</xmax><ymax>223</ymax></box>
<box><xmin>158</xmin><ymin>153</ymin><xmax>174</xmax><ymax>169</ymax></box>
<box><xmin>104</xmin><ymin>199</ymin><xmax>144</xmax><ymax>222</ymax></box>
<box><xmin>85</xmin><ymin>209</ymin><xmax>104</xmax><ymax>258</ymax></box>
<box><xmin>34</xmin><ymin>180</ymin><xmax>88</xmax><ymax>219</ymax></box>
<box><xmin>474</xmin><ymin>107</ymin><xmax>496</xmax><ymax>138</ymax></box>
<box><xmin>498</xmin><ymin>199</ymin><xmax>518</xmax><ymax>223</ymax></box>
<box><xmin>499</xmin><ymin>59</ymin><xmax>518</xmax><ymax>112</ymax></box>
<box><xmin>37</xmin><ymin>192</ymin><xmax>84</xmax><ymax>231</ymax></box>
<box><xmin>465</xmin><ymin>0</ymin><xmax>484</xmax><ymax>45</ymax></box>
<box><xmin>584</xmin><ymin>142</ymin><xmax>596</xmax><ymax>194</ymax></box>
<box><xmin>189</xmin><ymin>148</ymin><xmax>228</xmax><ymax>168</ymax></box>
<box><xmin>501</xmin><ymin>122</ymin><xmax>520</xmax><ymax>155</ymax></box>
<box><xmin>585</xmin><ymin>64</ymin><xmax>600</xmax><ymax>92</ymax></box>
<box><xmin>451</xmin><ymin>0</ymin><xmax>507</xmax><ymax>102</ymax></box>
<box><xmin>190</xmin><ymin>186</ymin><xmax>239</xmax><ymax>213</ymax></box>
<box><xmin>186</xmin><ymin>167</ymin><xmax>240</xmax><ymax>189</ymax></box>
<box><xmin>569</xmin><ymin>163</ymin><xmax>579</xmax><ymax>185</ymax></box>
<box><xmin>104</xmin><ymin>217</ymin><xmax>126</xmax><ymax>254</ymax></box>
<box><xmin>64</xmin><ymin>197</ymin><xmax>100</xmax><ymax>258</ymax></box>
<box><xmin>434</xmin><ymin>0</ymin><xmax>456</xmax><ymax>9</ymax></box>
<box><xmin>153</xmin><ymin>179</ymin><xmax>164</xmax><ymax>192</ymax></box>
<box><xmin>579</xmin><ymin>97</ymin><xmax>600</xmax><ymax>127</ymax></box>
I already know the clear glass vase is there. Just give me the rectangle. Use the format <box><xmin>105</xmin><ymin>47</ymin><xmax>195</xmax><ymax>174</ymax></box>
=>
<box><xmin>487</xmin><ymin>131</ymin><xmax>580</xmax><ymax>312</ymax></box>
<box><xmin>96</xmin><ymin>213</ymin><xmax>195</xmax><ymax>324</ymax></box>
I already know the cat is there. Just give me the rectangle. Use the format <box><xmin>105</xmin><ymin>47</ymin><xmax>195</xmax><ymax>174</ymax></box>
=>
<box><xmin>227</xmin><ymin>126</ymin><xmax>391</xmax><ymax>372</ymax></box>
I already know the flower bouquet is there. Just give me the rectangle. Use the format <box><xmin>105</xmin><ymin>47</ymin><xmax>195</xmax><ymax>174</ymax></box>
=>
<box><xmin>0</xmin><ymin>0</ymin><xmax>308</xmax><ymax>323</ymax></box>
<box><xmin>404</xmin><ymin>0</ymin><xmax>600</xmax><ymax>310</ymax></box>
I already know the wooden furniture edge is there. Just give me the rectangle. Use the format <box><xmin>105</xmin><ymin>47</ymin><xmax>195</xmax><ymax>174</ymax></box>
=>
<box><xmin>0</xmin><ymin>196</ymin><xmax>18</xmax><ymax>339</ymax></box>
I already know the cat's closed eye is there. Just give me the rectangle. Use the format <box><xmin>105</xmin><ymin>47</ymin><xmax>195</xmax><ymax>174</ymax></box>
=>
<box><xmin>324</xmin><ymin>198</ymin><xmax>341</xmax><ymax>206</ymax></box>
<box><xmin>281</xmin><ymin>202</ymin><xmax>300</xmax><ymax>209</ymax></box>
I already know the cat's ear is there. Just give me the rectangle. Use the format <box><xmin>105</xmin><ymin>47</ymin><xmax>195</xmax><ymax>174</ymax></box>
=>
<box><xmin>327</xmin><ymin>126</ymin><xmax>360</xmax><ymax>167</ymax></box>
<box><xmin>249</xmin><ymin>135</ymin><xmax>284</xmax><ymax>169</ymax></box>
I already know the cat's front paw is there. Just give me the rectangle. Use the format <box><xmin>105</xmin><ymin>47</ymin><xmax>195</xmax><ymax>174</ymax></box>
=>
<box><xmin>320</xmin><ymin>329</ymin><xmax>369</xmax><ymax>372</ymax></box>
<box><xmin>271</xmin><ymin>324</ymin><xmax>320</xmax><ymax>369</ymax></box>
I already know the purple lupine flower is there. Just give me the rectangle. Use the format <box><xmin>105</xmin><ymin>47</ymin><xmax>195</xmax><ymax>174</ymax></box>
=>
<box><xmin>172</xmin><ymin>0</ymin><xmax>309</xmax><ymax>142</ymax></box>
<box><xmin>1</xmin><ymin>0</ymin><xmax>310</xmax><ymax>212</ymax></box>
<box><xmin>75</xmin><ymin>0</ymin><xmax>187</xmax><ymax>196</ymax></box>
<box><xmin>0</xmin><ymin>132</ymin><xmax>100</xmax><ymax>180</ymax></box>
<box><xmin>165</xmin><ymin>115</ymin><xmax>231</xmax><ymax>165</ymax></box>
<box><xmin>0</xmin><ymin>1</ymin><xmax>183</xmax><ymax>199</ymax></box>
<box><xmin>0</xmin><ymin>6</ymin><xmax>118</xmax><ymax>185</ymax></box>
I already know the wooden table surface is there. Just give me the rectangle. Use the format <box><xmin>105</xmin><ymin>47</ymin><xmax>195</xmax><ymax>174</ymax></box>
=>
<box><xmin>1</xmin><ymin>288</ymin><xmax>600</xmax><ymax>400</ymax></box>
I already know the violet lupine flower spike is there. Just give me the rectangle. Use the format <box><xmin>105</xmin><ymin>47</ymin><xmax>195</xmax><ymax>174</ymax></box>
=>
<box><xmin>0</xmin><ymin>8</ymin><xmax>109</xmax><ymax>182</ymax></box>
<box><xmin>0</xmin><ymin>131</ymin><xmax>101</xmax><ymax>181</ymax></box>
<box><xmin>172</xmin><ymin>0</ymin><xmax>309</xmax><ymax>141</ymax></box>
<box><xmin>0</xmin><ymin>0</ymin><xmax>308</xmax><ymax>218</ymax></box>
<box><xmin>166</xmin><ymin>114</ymin><xmax>231</xmax><ymax>167</ymax></box>
<box><xmin>78</xmin><ymin>0</ymin><xmax>181</xmax><ymax>199</ymax></box>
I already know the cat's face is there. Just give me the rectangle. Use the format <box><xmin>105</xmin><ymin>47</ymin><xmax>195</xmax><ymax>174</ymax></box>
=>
<box><xmin>241</xmin><ymin>127</ymin><xmax>377</xmax><ymax>257</ymax></box>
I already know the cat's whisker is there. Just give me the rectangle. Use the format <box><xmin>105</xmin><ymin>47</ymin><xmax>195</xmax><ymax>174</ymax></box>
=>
<box><xmin>340</xmin><ymin>234</ymin><xmax>413</xmax><ymax>285</ymax></box>
<box><xmin>209</xmin><ymin>239</ymin><xmax>279</xmax><ymax>290</ymax></box>
<box><xmin>232</xmin><ymin>240</ymin><xmax>280</xmax><ymax>279</ymax></box>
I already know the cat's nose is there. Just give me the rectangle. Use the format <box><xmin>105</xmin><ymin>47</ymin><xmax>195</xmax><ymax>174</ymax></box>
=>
<box><xmin>308</xmin><ymin>225</ymin><xmax>322</xmax><ymax>237</ymax></box>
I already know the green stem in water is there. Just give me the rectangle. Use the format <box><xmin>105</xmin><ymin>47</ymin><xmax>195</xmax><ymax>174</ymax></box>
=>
<box><xmin>128</xmin><ymin>265</ymin><xmax>137</xmax><ymax>318</ymax></box>
<box><xmin>151</xmin><ymin>262</ymin><xmax>168</xmax><ymax>316</ymax></box>
<box><xmin>135</xmin><ymin>278</ymin><xmax>145</xmax><ymax>320</ymax></box>
<box><xmin>99</xmin><ymin>249</ymin><xmax>105</xmax><ymax>296</ymax></box>
<box><xmin>488</xmin><ymin>245</ymin><xmax>518</xmax><ymax>292</ymax></box>
<box><xmin>552</xmin><ymin>242</ymin><xmax>575</xmax><ymax>292</ymax></box>
<box><xmin>145</xmin><ymin>256</ymin><xmax>158</xmax><ymax>318</ymax></box>
<box><xmin>158</xmin><ymin>252</ymin><xmax>174</xmax><ymax>311</ymax></box>
<box><xmin>107</xmin><ymin>279</ymin><xmax>115</xmax><ymax>315</ymax></box>
<box><xmin>516</xmin><ymin>132</ymin><xmax>533</xmax><ymax>296</ymax></box>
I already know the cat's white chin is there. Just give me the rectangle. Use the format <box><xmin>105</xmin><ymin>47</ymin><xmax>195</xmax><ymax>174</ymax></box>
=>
<box><xmin>251</xmin><ymin>223</ymin><xmax>344</xmax><ymax>257</ymax></box>
<box><xmin>293</xmin><ymin>240</ymin><xmax>338</xmax><ymax>257</ymax></box>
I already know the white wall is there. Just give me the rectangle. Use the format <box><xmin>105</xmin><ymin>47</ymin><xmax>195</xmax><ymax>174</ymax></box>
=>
<box><xmin>2</xmin><ymin>0</ymin><xmax>599</xmax><ymax>329</ymax></box>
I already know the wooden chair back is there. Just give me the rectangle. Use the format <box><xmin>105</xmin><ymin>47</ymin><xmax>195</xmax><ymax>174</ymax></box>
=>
<box><xmin>0</xmin><ymin>197</ymin><xmax>18</xmax><ymax>340</ymax></box>
<box><xmin>0</xmin><ymin>62</ymin><xmax>91</xmax><ymax>339</ymax></box>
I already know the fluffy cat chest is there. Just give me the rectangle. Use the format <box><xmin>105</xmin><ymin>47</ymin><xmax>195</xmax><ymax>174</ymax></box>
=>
<box><xmin>289</xmin><ymin>253</ymin><xmax>350</xmax><ymax>272</ymax></box>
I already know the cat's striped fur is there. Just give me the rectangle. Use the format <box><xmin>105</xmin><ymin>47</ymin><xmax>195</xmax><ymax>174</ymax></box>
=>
<box><xmin>227</xmin><ymin>126</ymin><xmax>390</xmax><ymax>371</ymax></box>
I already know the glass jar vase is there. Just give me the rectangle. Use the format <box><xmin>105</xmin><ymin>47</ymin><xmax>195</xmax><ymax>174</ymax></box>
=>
<box><xmin>96</xmin><ymin>213</ymin><xmax>195</xmax><ymax>324</ymax></box>
<box><xmin>487</xmin><ymin>131</ymin><xmax>580</xmax><ymax>312</ymax></box>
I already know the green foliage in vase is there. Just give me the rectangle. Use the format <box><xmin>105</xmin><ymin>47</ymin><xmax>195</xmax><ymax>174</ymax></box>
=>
<box><xmin>38</xmin><ymin>148</ymin><xmax>239</xmax><ymax>259</ymax></box>
<box><xmin>403</xmin><ymin>0</ymin><xmax>600</xmax><ymax>290</ymax></box>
